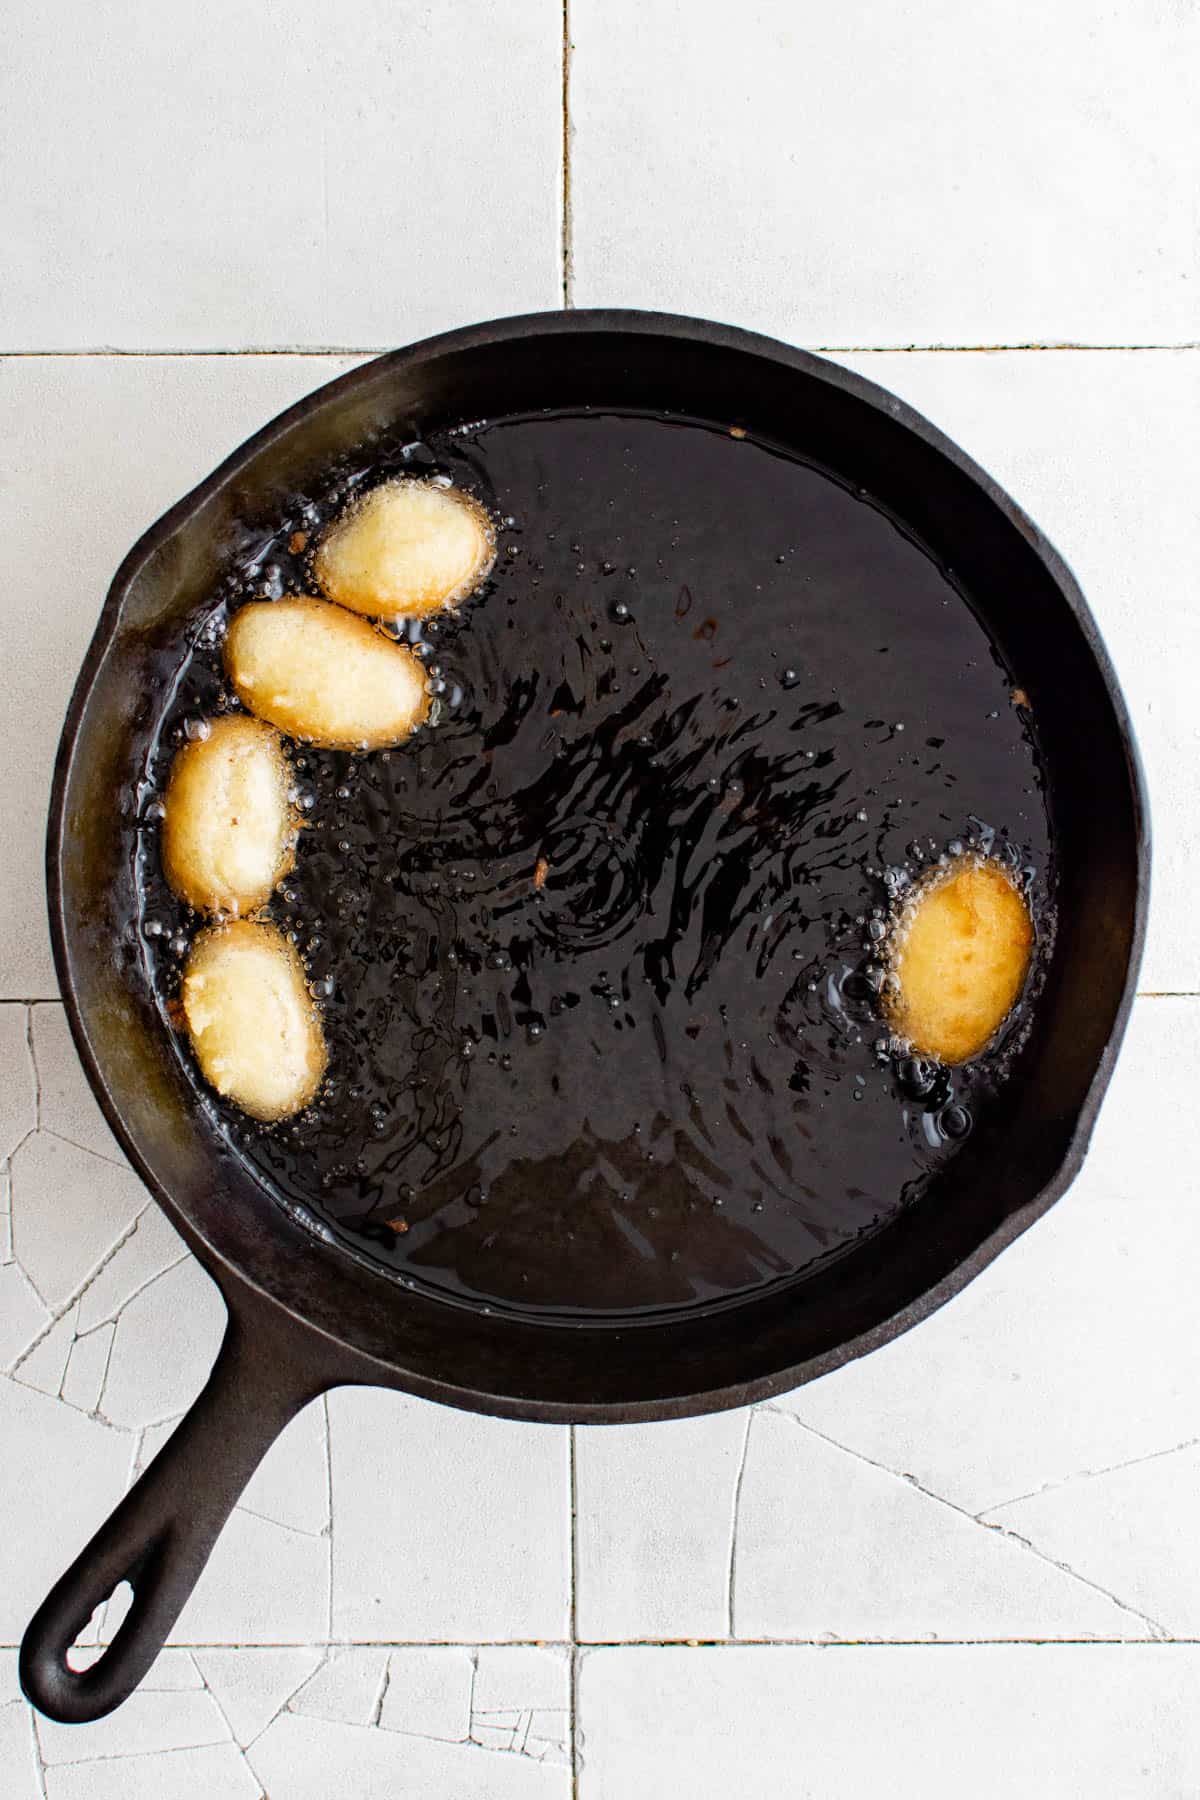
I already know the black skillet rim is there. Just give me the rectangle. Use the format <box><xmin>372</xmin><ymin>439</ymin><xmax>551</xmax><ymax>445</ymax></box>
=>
<box><xmin>45</xmin><ymin>309</ymin><xmax>1151</xmax><ymax>1424</ymax></box>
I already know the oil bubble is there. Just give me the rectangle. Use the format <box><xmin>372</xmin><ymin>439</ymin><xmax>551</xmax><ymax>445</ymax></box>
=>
<box><xmin>940</xmin><ymin>1103</ymin><xmax>971</xmax><ymax>1139</ymax></box>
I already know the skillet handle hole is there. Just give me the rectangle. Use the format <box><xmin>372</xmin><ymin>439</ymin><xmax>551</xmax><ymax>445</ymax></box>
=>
<box><xmin>65</xmin><ymin>1581</ymin><xmax>134</xmax><ymax>1672</ymax></box>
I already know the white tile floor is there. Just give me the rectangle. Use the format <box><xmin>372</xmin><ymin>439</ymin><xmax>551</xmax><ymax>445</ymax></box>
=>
<box><xmin>2</xmin><ymin>3</ymin><xmax>1196</xmax><ymax>1794</ymax></box>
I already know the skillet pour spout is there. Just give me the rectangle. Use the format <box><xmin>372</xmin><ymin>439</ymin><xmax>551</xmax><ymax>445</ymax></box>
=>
<box><xmin>20</xmin><ymin>312</ymin><xmax>1148</xmax><ymax>1722</ymax></box>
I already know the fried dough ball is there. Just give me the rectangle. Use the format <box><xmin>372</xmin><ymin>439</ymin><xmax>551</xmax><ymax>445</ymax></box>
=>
<box><xmin>161</xmin><ymin>715</ymin><xmax>293</xmax><ymax>915</ymax></box>
<box><xmin>314</xmin><ymin>478</ymin><xmax>495</xmax><ymax>620</ymax></box>
<box><xmin>181</xmin><ymin>920</ymin><xmax>327</xmax><ymax>1121</ymax></box>
<box><xmin>224</xmin><ymin>597</ymin><xmax>430</xmax><ymax>749</ymax></box>
<box><xmin>885</xmin><ymin>856</ymin><xmax>1033</xmax><ymax>1065</ymax></box>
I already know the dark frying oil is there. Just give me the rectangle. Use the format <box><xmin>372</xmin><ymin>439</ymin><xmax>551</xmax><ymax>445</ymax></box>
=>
<box><xmin>137</xmin><ymin>410</ymin><xmax>1053</xmax><ymax>1322</ymax></box>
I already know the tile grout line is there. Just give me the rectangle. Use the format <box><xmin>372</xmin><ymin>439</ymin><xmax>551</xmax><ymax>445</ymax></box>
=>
<box><xmin>769</xmin><ymin>1407</ymin><xmax>1171</xmax><ymax>1640</ymax></box>
<box><xmin>321</xmin><ymin>1393</ymin><xmax>334</xmax><ymax>1645</ymax></box>
<box><xmin>560</xmin><ymin>0</ymin><xmax>574</xmax><ymax>308</ymax></box>
<box><xmin>0</xmin><ymin>348</ymin><xmax>379</xmax><ymax>359</ymax></box>
<box><xmin>0</xmin><ymin>1639</ymin><xmax>585</xmax><ymax>1650</ymax></box>
<box><xmin>2</xmin><ymin>344</ymin><xmax>1200</xmax><ymax>360</ymax></box>
<box><xmin>569</xmin><ymin>1422</ymin><xmax>580</xmax><ymax>1798</ymax></box>
<box><xmin>792</xmin><ymin>342</ymin><xmax>1200</xmax><ymax>355</ymax></box>
<box><xmin>7</xmin><ymin>1636</ymin><xmax>1200</xmax><ymax>1653</ymax></box>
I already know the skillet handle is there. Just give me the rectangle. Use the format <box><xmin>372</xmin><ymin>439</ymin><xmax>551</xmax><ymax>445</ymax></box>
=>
<box><xmin>20</xmin><ymin>1298</ymin><xmax>330</xmax><ymax>1724</ymax></box>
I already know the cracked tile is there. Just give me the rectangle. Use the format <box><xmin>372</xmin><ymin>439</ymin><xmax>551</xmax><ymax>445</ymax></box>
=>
<box><xmin>11</xmin><ymin>1302</ymin><xmax>78</xmax><ymax>1396</ymax></box>
<box><xmin>165</xmin><ymin>1507</ymin><xmax>329</xmax><ymax>1646</ymax></box>
<box><xmin>43</xmin><ymin>1743</ymin><xmax>261</xmax><ymax>1800</ymax></box>
<box><xmin>0</xmin><ymin>1700</ymin><xmax>41</xmax><ymax>1800</ymax></box>
<box><xmin>239</xmin><ymin>1398</ymin><xmax>330</xmax><ymax>1538</ymax></box>
<box><xmin>99</xmin><ymin>1257</ymin><xmax>224</xmax><ymax>1429</ymax></box>
<box><xmin>9</xmin><ymin>1133</ymin><xmax>146</xmax><ymax>1309</ymax></box>
<box><xmin>291</xmin><ymin>1648</ymin><xmax>388</xmax><ymax>1726</ymax></box>
<box><xmin>522</xmin><ymin>1713</ymin><xmax>570</xmax><ymax>1766</ymax></box>
<box><xmin>734</xmin><ymin>1411</ymin><xmax>1148</xmax><ymax>1641</ymax></box>
<box><xmin>329</xmin><ymin>1390</ymin><xmax>570</xmax><ymax>1641</ymax></box>
<box><xmin>0</xmin><ymin>1008</ymin><xmax>36</xmax><ymax>1158</ymax></box>
<box><xmin>0</xmin><ymin>1262</ymin><xmax>49</xmax><ymax>1370</ymax></box>
<box><xmin>60</xmin><ymin>1321</ymin><xmax>117</xmax><ymax>1414</ymax></box>
<box><xmin>571</xmin><ymin>1</ymin><xmax>1197</xmax><ymax>345</ymax></box>
<box><xmin>472</xmin><ymin>1648</ymin><xmax>569</xmax><ymax>1765</ymax></box>
<box><xmin>576</xmin><ymin>1644</ymin><xmax>1200</xmax><ymax>1798</ymax></box>
<box><xmin>473</xmin><ymin>1648</ymin><xmax>568</xmax><ymax>1714</ymax></box>
<box><xmin>474</xmin><ymin>1721</ymin><xmax>520</xmax><ymax>1751</ymax></box>
<box><xmin>193</xmin><ymin>1648</ymin><xmax>323</xmax><ymax>1748</ymax></box>
<box><xmin>0</xmin><ymin>1375</ymin><xmax>131</xmax><ymax>1642</ymax></box>
<box><xmin>249</xmin><ymin>1711</ymin><xmax>569</xmax><ymax>1799</ymax></box>
<box><xmin>379</xmin><ymin>1647</ymin><xmax>473</xmax><ymax>1741</ymax></box>
<box><xmin>133</xmin><ymin>1414</ymin><xmax>184</xmax><ymax>1480</ymax></box>
<box><xmin>776</xmin><ymin>1000</ymin><xmax>1200</xmax><ymax>1514</ymax></box>
<box><xmin>36</xmin><ymin>1686</ymin><xmax>229</xmax><ymax>1764</ymax></box>
<box><xmin>141</xmin><ymin>1651</ymin><xmax>206</xmax><ymax>1691</ymax></box>
<box><xmin>983</xmin><ymin>1445</ymin><xmax>1200</xmax><ymax>1638</ymax></box>
<box><xmin>575</xmin><ymin>1411</ymin><xmax>748</xmax><ymax>1640</ymax></box>
<box><xmin>74</xmin><ymin>1202</ymin><xmax>186</xmax><ymax>1335</ymax></box>
<box><xmin>29</xmin><ymin>1007</ymin><xmax>125</xmax><ymax>1166</ymax></box>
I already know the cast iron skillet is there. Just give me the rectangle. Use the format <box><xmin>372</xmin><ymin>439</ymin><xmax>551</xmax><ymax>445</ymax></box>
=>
<box><xmin>20</xmin><ymin>311</ymin><xmax>1148</xmax><ymax>1723</ymax></box>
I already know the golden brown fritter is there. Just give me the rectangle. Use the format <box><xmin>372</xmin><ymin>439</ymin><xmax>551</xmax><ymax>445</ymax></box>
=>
<box><xmin>162</xmin><ymin>714</ymin><xmax>293</xmax><ymax>915</ymax></box>
<box><xmin>181</xmin><ymin>920</ymin><xmax>327</xmax><ymax>1121</ymax></box>
<box><xmin>885</xmin><ymin>856</ymin><xmax>1033</xmax><ymax>1065</ymax></box>
<box><xmin>224</xmin><ymin>596</ymin><xmax>430</xmax><ymax>750</ymax></box>
<box><xmin>314</xmin><ymin>478</ymin><xmax>495</xmax><ymax>620</ymax></box>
